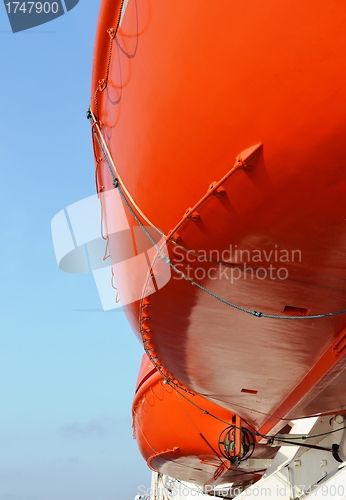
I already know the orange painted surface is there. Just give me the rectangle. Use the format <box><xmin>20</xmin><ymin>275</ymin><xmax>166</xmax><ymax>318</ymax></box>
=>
<box><xmin>91</xmin><ymin>0</ymin><xmax>346</xmax><ymax>479</ymax></box>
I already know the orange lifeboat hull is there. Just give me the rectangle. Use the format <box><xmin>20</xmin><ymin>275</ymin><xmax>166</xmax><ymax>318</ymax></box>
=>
<box><xmin>91</xmin><ymin>0</ymin><xmax>346</xmax><ymax>439</ymax></box>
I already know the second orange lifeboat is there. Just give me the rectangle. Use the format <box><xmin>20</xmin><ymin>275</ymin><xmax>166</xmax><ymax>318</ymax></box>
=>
<box><xmin>133</xmin><ymin>355</ymin><xmax>278</xmax><ymax>489</ymax></box>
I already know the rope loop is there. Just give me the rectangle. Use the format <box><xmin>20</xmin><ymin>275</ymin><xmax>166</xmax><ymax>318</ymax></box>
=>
<box><xmin>98</xmin><ymin>79</ymin><xmax>107</xmax><ymax>92</ymax></box>
<box><xmin>107</xmin><ymin>27</ymin><xmax>116</xmax><ymax>39</ymax></box>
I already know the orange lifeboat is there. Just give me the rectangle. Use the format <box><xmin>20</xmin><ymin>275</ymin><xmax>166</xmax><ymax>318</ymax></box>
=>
<box><xmin>133</xmin><ymin>354</ymin><xmax>277</xmax><ymax>488</ymax></box>
<box><xmin>90</xmin><ymin>0</ymin><xmax>346</xmax><ymax>476</ymax></box>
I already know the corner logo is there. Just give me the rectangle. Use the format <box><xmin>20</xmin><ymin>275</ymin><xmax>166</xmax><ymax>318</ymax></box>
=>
<box><xmin>3</xmin><ymin>0</ymin><xmax>79</xmax><ymax>33</ymax></box>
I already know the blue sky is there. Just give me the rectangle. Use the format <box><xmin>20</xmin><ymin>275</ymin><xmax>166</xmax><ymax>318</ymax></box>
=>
<box><xmin>0</xmin><ymin>2</ymin><xmax>150</xmax><ymax>499</ymax></box>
